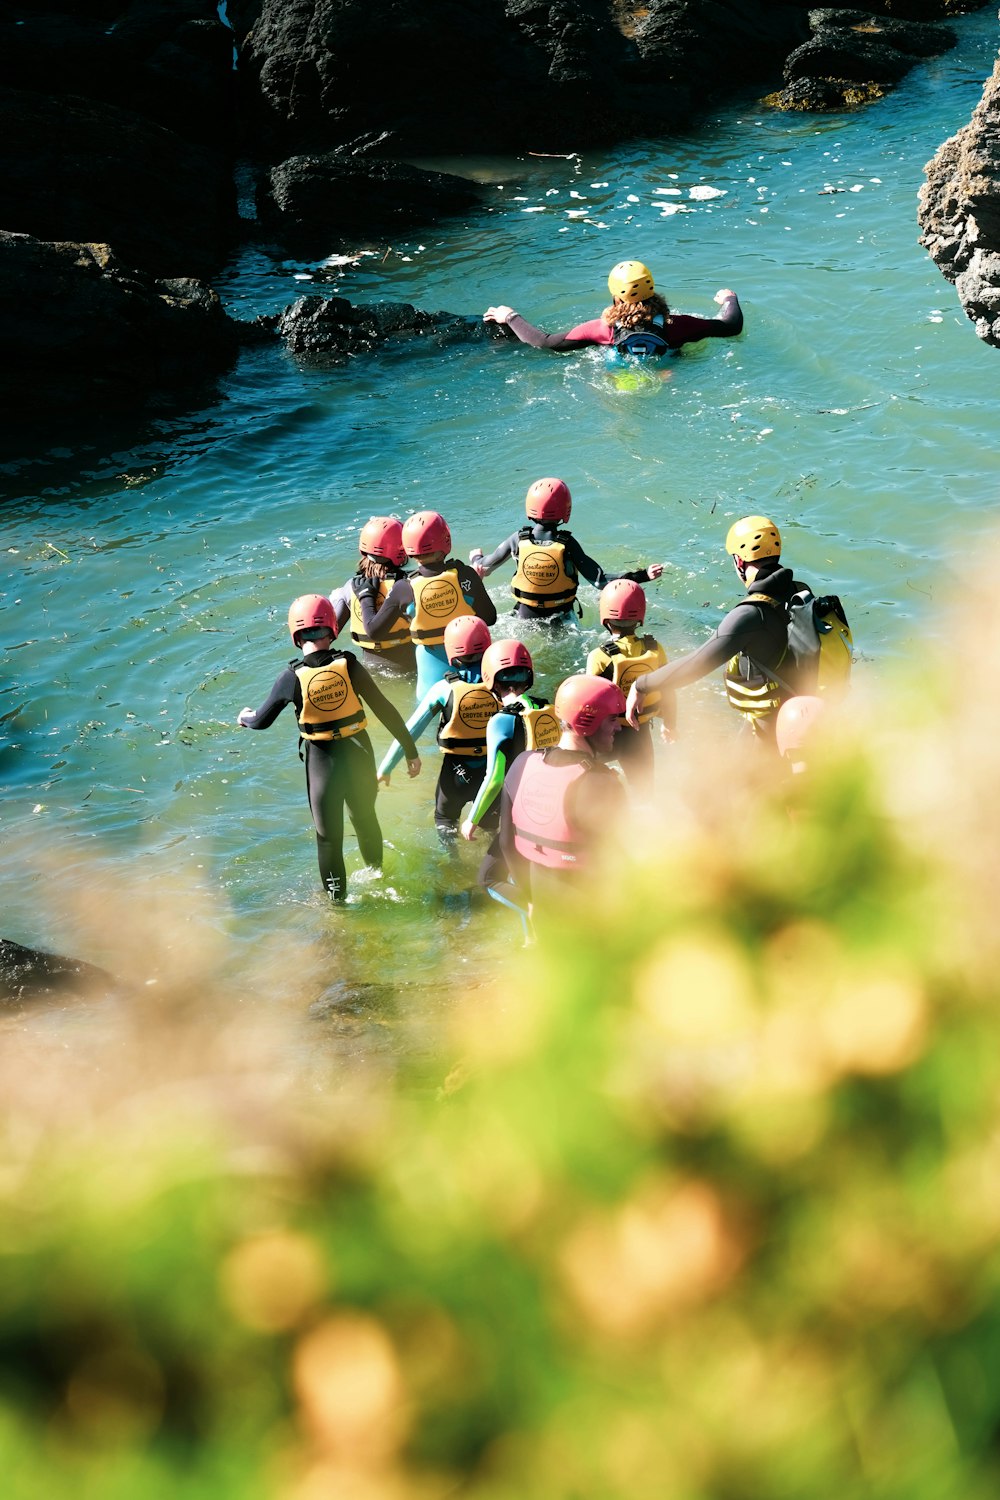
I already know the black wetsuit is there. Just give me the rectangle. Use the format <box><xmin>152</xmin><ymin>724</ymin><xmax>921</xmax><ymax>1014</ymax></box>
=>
<box><xmin>632</xmin><ymin>563</ymin><xmax>810</xmax><ymax>737</ymax></box>
<box><xmin>241</xmin><ymin>649</ymin><xmax>418</xmax><ymax>899</ymax></box>
<box><xmin>479</xmin><ymin>523</ymin><xmax>652</xmax><ymax>622</ymax></box>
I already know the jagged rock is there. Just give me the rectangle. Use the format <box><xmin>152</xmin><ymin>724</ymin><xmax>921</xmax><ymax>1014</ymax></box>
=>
<box><xmin>276</xmin><ymin>294</ymin><xmax>498</xmax><ymax>359</ymax></box>
<box><xmin>768</xmin><ymin>6</ymin><xmax>955</xmax><ymax>110</ymax></box>
<box><xmin>0</xmin><ymin>937</ymin><xmax>114</xmax><ymax>1006</ymax></box>
<box><xmin>258</xmin><ymin>148</ymin><xmax>484</xmax><ymax>254</ymax></box>
<box><xmin>0</xmin><ymin>2</ymin><xmax>235</xmax><ymax>146</ymax></box>
<box><xmin>919</xmin><ymin>57</ymin><xmax>1000</xmax><ymax>347</ymax></box>
<box><xmin>634</xmin><ymin>0</ymin><xmax>809</xmax><ymax>103</ymax></box>
<box><xmin>0</xmin><ymin>232</ymin><xmax>239</xmax><ymax>416</ymax></box>
<box><xmin>783</xmin><ymin>12</ymin><xmax>953</xmax><ymax>82</ymax></box>
<box><xmin>0</xmin><ymin>87</ymin><xmax>236</xmax><ymax>278</ymax></box>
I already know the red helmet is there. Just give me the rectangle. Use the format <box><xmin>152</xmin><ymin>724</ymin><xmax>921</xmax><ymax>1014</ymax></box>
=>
<box><xmin>525</xmin><ymin>477</ymin><xmax>572</xmax><ymax>525</ymax></box>
<box><xmin>775</xmin><ymin>695</ymin><xmax>826</xmax><ymax>761</ymax></box>
<box><xmin>481</xmin><ymin>638</ymin><xmax>533</xmax><ymax>693</ymax></box>
<box><xmin>599</xmin><ymin>579</ymin><xmax>646</xmax><ymax>626</ymax></box>
<box><xmin>288</xmin><ymin>593</ymin><xmax>338</xmax><ymax>646</ymax></box>
<box><xmin>554</xmin><ymin>675</ymin><xmax>626</xmax><ymax>735</ymax></box>
<box><xmin>359</xmin><ymin>516</ymin><xmax>405</xmax><ymax>567</ymax></box>
<box><xmin>444</xmin><ymin>616</ymin><xmax>491</xmax><ymax>663</ymax></box>
<box><xmin>402</xmin><ymin>510</ymin><xmax>451</xmax><ymax>559</ymax></box>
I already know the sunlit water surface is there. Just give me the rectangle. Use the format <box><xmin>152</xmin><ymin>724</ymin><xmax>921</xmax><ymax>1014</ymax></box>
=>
<box><xmin>3</xmin><ymin>11</ymin><xmax>1000</xmax><ymax>1006</ymax></box>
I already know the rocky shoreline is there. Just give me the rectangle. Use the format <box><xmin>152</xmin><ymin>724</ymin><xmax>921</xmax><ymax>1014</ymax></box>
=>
<box><xmin>0</xmin><ymin>0</ymin><xmax>992</xmax><ymax>443</ymax></box>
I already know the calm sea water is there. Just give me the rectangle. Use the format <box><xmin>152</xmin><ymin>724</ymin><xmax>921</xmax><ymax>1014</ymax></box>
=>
<box><xmin>3</xmin><ymin>10</ymin><xmax>1000</xmax><ymax>988</ymax></box>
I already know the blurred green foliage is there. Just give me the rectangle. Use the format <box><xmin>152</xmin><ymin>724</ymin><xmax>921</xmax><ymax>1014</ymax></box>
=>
<box><xmin>4</xmin><ymin>686</ymin><xmax>1000</xmax><ymax>1500</ymax></box>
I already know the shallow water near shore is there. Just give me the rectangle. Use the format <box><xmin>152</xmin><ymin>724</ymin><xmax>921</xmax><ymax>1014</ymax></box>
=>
<box><xmin>3</xmin><ymin>10</ymin><xmax>1000</xmax><ymax>1003</ymax></box>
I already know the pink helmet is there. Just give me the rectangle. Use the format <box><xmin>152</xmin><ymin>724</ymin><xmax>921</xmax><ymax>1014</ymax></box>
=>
<box><xmin>525</xmin><ymin>477</ymin><xmax>572</xmax><ymax>525</ymax></box>
<box><xmin>775</xmin><ymin>695</ymin><xmax>826</xmax><ymax>761</ymax></box>
<box><xmin>359</xmin><ymin>516</ymin><xmax>405</xmax><ymax>567</ymax></box>
<box><xmin>481</xmin><ymin>638</ymin><xmax>533</xmax><ymax>693</ymax></box>
<box><xmin>444</xmin><ymin>616</ymin><xmax>492</xmax><ymax>663</ymax></box>
<box><xmin>599</xmin><ymin>579</ymin><xmax>646</xmax><ymax>625</ymax></box>
<box><xmin>402</xmin><ymin>510</ymin><xmax>451</xmax><ymax>559</ymax></box>
<box><xmin>288</xmin><ymin>593</ymin><xmax>338</xmax><ymax>646</ymax></box>
<box><xmin>554</xmin><ymin>675</ymin><xmax>626</xmax><ymax>735</ymax></box>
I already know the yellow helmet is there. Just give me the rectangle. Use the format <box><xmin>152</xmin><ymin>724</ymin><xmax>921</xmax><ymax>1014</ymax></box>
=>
<box><xmin>725</xmin><ymin>515</ymin><xmax>781</xmax><ymax>561</ymax></box>
<box><xmin>607</xmin><ymin>260</ymin><xmax>654</xmax><ymax>303</ymax></box>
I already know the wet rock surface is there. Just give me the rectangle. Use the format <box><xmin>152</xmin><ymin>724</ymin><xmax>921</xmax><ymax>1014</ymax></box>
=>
<box><xmin>767</xmin><ymin>6</ymin><xmax>956</xmax><ymax>111</ymax></box>
<box><xmin>919</xmin><ymin>57</ymin><xmax>1000</xmax><ymax>347</ymax></box>
<box><xmin>0</xmin><ymin>232</ymin><xmax>239</xmax><ymax>417</ymax></box>
<box><xmin>259</xmin><ymin>146</ymin><xmax>485</xmax><ymax>254</ymax></box>
<box><xmin>0</xmin><ymin>937</ymin><xmax>114</xmax><ymax>1007</ymax></box>
<box><xmin>275</xmin><ymin>294</ymin><xmax>500</xmax><ymax>359</ymax></box>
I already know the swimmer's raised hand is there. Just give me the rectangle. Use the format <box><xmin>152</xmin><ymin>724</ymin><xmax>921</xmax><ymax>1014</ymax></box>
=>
<box><xmin>714</xmin><ymin>288</ymin><xmax>736</xmax><ymax>304</ymax></box>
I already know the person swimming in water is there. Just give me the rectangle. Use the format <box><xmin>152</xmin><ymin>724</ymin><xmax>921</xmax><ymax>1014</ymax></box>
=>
<box><xmin>484</xmin><ymin>261</ymin><xmax>742</xmax><ymax>356</ymax></box>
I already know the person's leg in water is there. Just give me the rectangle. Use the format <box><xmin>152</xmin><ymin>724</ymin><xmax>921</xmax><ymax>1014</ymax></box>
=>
<box><xmin>305</xmin><ymin>739</ymin><xmax>348</xmax><ymax>899</ymax></box>
<box><xmin>435</xmin><ymin>756</ymin><xmax>487</xmax><ymax>849</ymax></box>
<box><xmin>339</xmin><ymin>732</ymin><xmax>384</xmax><ymax>873</ymax></box>
<box><xmin>415</xmin><ymin>643</ymin><xmax>450</xmax><ymax>700</ymax></box>
<box><xmin>612</xmin><ymin>720</ymin><xmax>654</xmax><ymax>791</ymax></box>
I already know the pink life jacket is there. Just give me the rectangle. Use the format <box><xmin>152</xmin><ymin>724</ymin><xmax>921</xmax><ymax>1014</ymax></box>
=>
<box><xmin>511</xmin><ymin>751</ymin><xmax>592</xmax><ymax>869</ymax></box>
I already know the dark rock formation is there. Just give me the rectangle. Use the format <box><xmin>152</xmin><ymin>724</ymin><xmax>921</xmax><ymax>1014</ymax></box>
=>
<box><xmin>0</xmin><ymin>1</ymin><xmax>236</xmax><ymax>146</ymax></box>
<box><xmin>239</xmin><ymin>0</ymin><xmax>638</xmax><ymax>154</ymax></box>
<box><xmin>258</xmin><ymin>145</ymin><xmax>485</xmax><ymax>254</ymax></box>
<box><xmin>0</xmin><ymin>937</ymin><xmax>113</xmax><ymax>1007</ymax></box>
<box><xmin>767</xmin><ymin>7</ymin><xmax>955</xmax><ymax>111</ymax></box>
<box><xmin>0</xmin><ymin>232</ymin><xmax>239</xmax><ymax>417</ymax></box>
<box><xmin>919</xmin><ymin>57</ymin><xmax>1000</xmax><ymax>347</ymax></box>
<box><xmin>0</xmin><ymin>87</ymin><xmax>236</xmax><ymax>280</ymax></box>
<box><xmin>634</xmin><ymin>0</ymin><xmax>809</xmax><ymax>110</ymax></box>
<box><xmin>276</xmin><ymin>295</ymin><xmax>500</xmax><ymax>359</ymax></box>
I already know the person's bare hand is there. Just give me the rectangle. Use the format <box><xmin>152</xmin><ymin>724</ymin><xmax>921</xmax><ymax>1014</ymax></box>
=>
<box><xmin>484</xmin><ymin>305</ymin><xmax>516</xmax><ymax>325</ymax></box>
<box><xmin>714</xmin><ymin>288</ymin><xmax>735</xmax><ymax>304</ymax></box>
<box><xmin>625</xmin><ymin>684</ymin><xmax>642</xmax><ymax>729</ymax></box>
<box><xmin>647</xmin><ymin>563</ymin><xmax>664</xmax><ymax>581</ymax></box>
<box><xmin>461</xmin><ymin>818</ymin><xmax>477</xmax><ymax>842</ymax></box>
<box><xmin>406</xmin><ymin>758</ymin><xmax>421</xmax><ymax>778</ymax></box>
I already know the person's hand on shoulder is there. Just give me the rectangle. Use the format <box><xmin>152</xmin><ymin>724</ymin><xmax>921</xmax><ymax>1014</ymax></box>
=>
<box><xmin>484</xmin><ymin>306</ymin><xmax>516</xmax><ymax>325</ymax></box>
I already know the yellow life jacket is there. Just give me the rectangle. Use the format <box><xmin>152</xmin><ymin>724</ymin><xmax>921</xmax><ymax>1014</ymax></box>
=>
<box><xmin>437</xmin><ymin>677</ymin><xmax>499</xmax><ymax>756</ymax></box>
<box><xmin>511</xmin><ymin>530</ymin><xmax>578</xmax><ymax>613</ymax></box>
<box><xmin>723</xmin><ymin>656</ymin><xmax>786</xmax><ymax>723</ymax></box>
<box><xmin>410</xmin><ymin>568</ymin><xmax>474</xmax><ymax>646</ymax></box>
<box><xmin>590</xmin><ymin>635</ymin><xmax>666</xmax><ymax>724</ymax></box>
<box><xmin>349</xmin><ymin>577</ymin><xmax>411</xmax><ymax>652</ymax></box>
<box><xmin>518</xmin><ymin>701</ymin><xmax>561</xmax><ymax>750</ymax></box>
<box><xmin>294</xmin><ymin>658</ymin><xmax>367</xmax><ymax>741</ymax></box>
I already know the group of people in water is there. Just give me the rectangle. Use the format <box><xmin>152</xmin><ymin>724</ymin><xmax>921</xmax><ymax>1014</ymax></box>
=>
<box><xmin>238</xmin><ymin>261</ymin><xmax>849</xmax><ymax>915</ymax></box>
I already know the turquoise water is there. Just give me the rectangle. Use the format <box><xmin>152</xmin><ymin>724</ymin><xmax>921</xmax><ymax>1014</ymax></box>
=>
<box><xmin>3</xmin><ymin>10</ymin><xmax>1000</xmax><ymax>979</ymax></box>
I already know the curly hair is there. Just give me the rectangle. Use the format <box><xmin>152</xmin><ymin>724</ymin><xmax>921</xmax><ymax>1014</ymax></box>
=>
<box><xmin>602</xmin><ymin>293</ymin><xmax>671</xmax><ymax>330</ymax></box>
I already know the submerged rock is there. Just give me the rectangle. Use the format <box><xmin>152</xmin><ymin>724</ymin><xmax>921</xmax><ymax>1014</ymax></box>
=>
<box><xmin>0</xmin><ymin>938</ymin><xmax>114</xmax><ymax>1007</ymax></box>
<box><xmin>258</xmin><ymin>147</ymin><xmax>484</xmax><ymax>254</ymax></box>
<box><xmin>919</xmin><ymin>57</ymin><xmax>1000</xmax><ymax>347</ymax></box>
<box><xmin>0</xmin><ymin>232</ymin><xmax>239</xmax><ymax>416</ymax></box>
<box><xmin>276</xmin><ymin>295</ymin><xmax>500</xmax><ymax>359</ymax></box>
